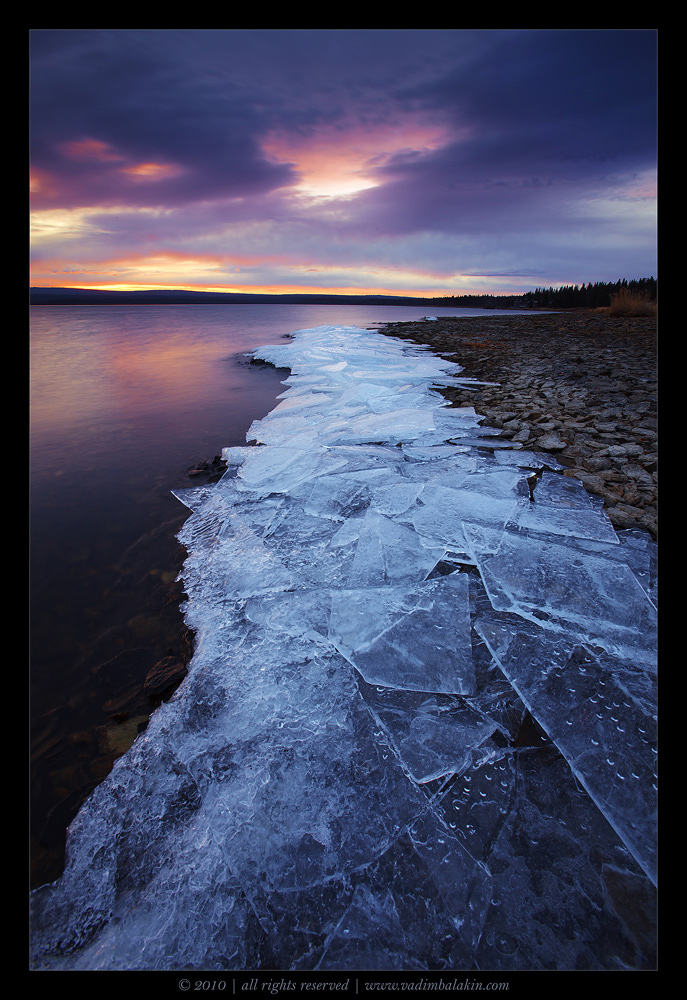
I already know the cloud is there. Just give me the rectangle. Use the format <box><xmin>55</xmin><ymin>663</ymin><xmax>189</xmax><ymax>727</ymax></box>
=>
<box><xmin>30</xmin><ymin>30</ymin><xmax>298</xmax><ymax>210</ymax></box>
<box><xmin>30</xmin><ymin>29</ymin><xmax>657</xmax><ymax>292</ymax></box>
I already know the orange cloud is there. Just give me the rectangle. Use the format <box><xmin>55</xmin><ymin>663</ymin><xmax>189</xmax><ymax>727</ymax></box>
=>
<box><xmin>30</xmin><ymin>277</ymin><xmax>477</xmax><ymax>297</ymax></box>
<box><xmin>59</xmin><ymin>138</ymin><xmax>123</xmax><ymax>161</ymax></box>
<box><xmin>119</xmin><ymin>162</ymin><xmax>185</xmax><ymax>182</ymax></box>
<box><xmin>30</xmin><ymin>248</ymin><xmax>294</xmax><ymax>284</ymax></box>
<box><xmin>30</xmin><ymin>249</ymin><xmax>480</xmax><ymax>298</ymax></box>
<box><xmin>30</xmin><ymin>167</ymin><xmax>60</xmax><ymax>197</ymax></box>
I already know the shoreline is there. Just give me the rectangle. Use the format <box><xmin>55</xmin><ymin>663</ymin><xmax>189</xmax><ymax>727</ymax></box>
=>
<box><xmin>377</xmin><ymin>310</ymin><xmax>657</xmax><ymax>539</ymax></box>
<box><xmin>30</xmin><ymin>311</ymin><xmax>657</xmax><ymax>890</ymax></box>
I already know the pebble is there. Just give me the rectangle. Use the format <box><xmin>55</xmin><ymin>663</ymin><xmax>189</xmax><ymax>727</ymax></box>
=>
<box><xmin>379</xmin><ymin>311</ymin><xmax>657</xmax><ymax>538</ymax></box>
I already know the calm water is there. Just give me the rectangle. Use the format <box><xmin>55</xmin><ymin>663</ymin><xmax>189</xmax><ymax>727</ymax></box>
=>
<box><xmin>29</xmin><ymin>302</ymin><xmax>523</xmax><ymax>886</ymax></box>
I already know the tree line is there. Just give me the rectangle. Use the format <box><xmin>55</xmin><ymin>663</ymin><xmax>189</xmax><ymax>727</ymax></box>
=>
<box><xmin>434</xmin><ymin>276</ymin><xmax>656</xmax><ymax>310</ymax></box>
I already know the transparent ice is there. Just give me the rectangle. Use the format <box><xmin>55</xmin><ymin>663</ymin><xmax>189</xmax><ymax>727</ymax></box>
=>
<box><xmin>30</xmin><ymin>325</ymin><xmax>657</xmax><ymax>971</ymax></box>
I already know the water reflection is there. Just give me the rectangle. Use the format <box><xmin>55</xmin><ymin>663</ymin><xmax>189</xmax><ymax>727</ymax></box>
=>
<box><xmin>30</xmin><ymin>305</ymin><xmax>295</xmax><ymax>887</ymax></box>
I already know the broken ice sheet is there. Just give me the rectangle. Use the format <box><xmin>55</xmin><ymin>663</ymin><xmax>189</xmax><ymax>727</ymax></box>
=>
<box><xmin>401</xmin><ymin>442</ymin><xmax>465</xmax><ymax>461</ymax></box>
<box><xmin>329</xmin><ymin>585</ymin><xmax>434</xmax><ymax>653</ymax></box>
<box><xmin>209</xmin><ymin>685</ymin><xmax>439</xmax><ymax>901</ymax></box>
<box><xmin>304</xmin><ymin>473</ymin><xmax>372</xmax><ymax>522</ymax></box>
<box><xmin>492</xmin><ymin>448</ymin><xmax>566</xmax><ymax>471</ymax></box>
<box><xmin>474</xmin><ymin>525</ymin><xmax>657</xmax><ymax>659</ymax></box>
<box><xmin>615</xmin><ymin>528</ymin><xmax>658</xmax><ymax>608</ymax></box>
<box><xmin>400</xmin><ymin>455</ymin><xmax>477</xmax><ymax>485</ymax></box>
<box><xmin>235</xmin><ymin>443</ymin><xmax>348</xmax><ymax>495</ymax></box>
<box><xmin>258</xmin><ymin>504</ymin><xmax>358</xmax><ymax>588</ymax></box>
<box><xmin>459</xmin><ymin>748</ymin><xmax>657</xmax><ymax>970</ymax></box>
<box><xmin>244</xmin><ymin>589</ymin><xmax>333</xmax><ymax>647</ymax></box>
<box><xmin>316</xmin><ymin>406</ymin><xmax>438</xmax><ymax>446</ymax></box>
<box><xmin>171</xmin><ymin>483</ymin><xmax>217</xmax><ymax>512</ymax></box>
<box><xmin>332</xmin><ymin>573</ymin><xmax>476</xmax><ymax>696</ymax></box>
<box><xmin>317</xmin><ymin>806</ymin><xmax>492</xmax><ymax>971</ymax></box>
<box><xmin>347</xmin><ymin>509</ymin><xmax>445</xmax><ymax>587</ymax></box>
<box><xmin>411</xmin><ymin>480</ymin><xmax>523</xmax><ymax>548</ymax></box>
<box><xmin>180</xmin><ymin>507</ymin><xmax>296</xmax><ymax>602</ymax></box>
<box><xmin>510</xmin><ymin>471</ymin><xmax>620</xmax><ymax>545</ymax></box>
<box><xmin>475</xmin><ymin>618</ymin><xmax>657</xmax><ymax>886</ymax></box>
<box><xmin>369</xmin><ymin>480</ymin><xmax>424</xmax><ymax>517</ymax></box>
<box><xmin>358</xmin><ymin>681</ymin><xmax>498</xmax><ymax>783</ymax></box>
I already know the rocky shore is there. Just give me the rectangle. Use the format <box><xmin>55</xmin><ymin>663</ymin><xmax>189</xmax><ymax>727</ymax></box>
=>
<box><xmin>378</xmin><ymin>311</ymin><xmax>657</xmax><ymax>539</ymax></box>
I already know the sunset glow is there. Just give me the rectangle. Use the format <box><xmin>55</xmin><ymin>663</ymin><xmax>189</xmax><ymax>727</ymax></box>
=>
<box><xmin>262</xmin><ymin>121</ymin><xmax>450</xmax><ymax>199</ymax></box>
<box><xmin>30</xmin><ymin>30</ymin><xmax>657</xmax><ymax>298</ymax></box>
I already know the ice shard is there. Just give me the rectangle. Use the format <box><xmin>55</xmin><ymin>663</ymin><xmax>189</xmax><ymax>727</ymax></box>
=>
<box><xmin>30</xmin><ymin>324</ymin><xmax>657</xmax><ymax>971</ymax></box>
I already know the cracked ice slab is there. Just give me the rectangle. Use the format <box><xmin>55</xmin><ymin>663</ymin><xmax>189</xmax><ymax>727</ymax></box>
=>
<box><xmin>30</xmin><ymin>324</ymin><xmax>657</xmax><ymax>971</ymax></box>
<box><xmin>332</xmin><ymin>573</ymin><xmax>476</xmax><ymax>695</ymax></box>
<box><xmin>474</xmin><ymin>527</ymin><xmax>657</xmax><ymax>664</ymax></box>
<box><xmin>474</xmin><ymin>617</ymin><xmax>657</xmax><ymax>885</ymax></box>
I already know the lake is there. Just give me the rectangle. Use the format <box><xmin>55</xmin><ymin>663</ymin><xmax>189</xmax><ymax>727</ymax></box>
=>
<box><xmin>29</xmin><ymin>302</ymin><xmax>529</xmax><ymax>887</ymax></box>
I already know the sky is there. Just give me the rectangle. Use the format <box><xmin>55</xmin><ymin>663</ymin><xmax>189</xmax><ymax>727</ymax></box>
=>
<box><xmin>29</xmin><ymin>28</ymin><xmax>658</xmax><ymax>298</ymax></box>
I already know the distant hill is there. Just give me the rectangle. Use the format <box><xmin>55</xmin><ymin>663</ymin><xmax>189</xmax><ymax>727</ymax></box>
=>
<box><xmin>29</xmin><ymin>278</ymin><xmax>656</xmax><ymax>309</ymax></box>
<box><xmin>29</xmin><ymin>287</ymin><xmax>436</xmax><ymax>306</ymax></box>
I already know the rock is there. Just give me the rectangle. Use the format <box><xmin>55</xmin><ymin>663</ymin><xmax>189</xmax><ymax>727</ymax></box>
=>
<box><xmin>143</xmin><ymin>656</ymin><xmax>188</xmax><ymax>697</ymax></box>
<box><xmin>565</xmin><ymin>470</ymin><xmax>605</xmax><ymax>495</ymax></box>
<box><xmin>92</xmin><ymin>647</ymin><xmax>156</xmax><ymax>691</ymax></box>
<box><xmin>614</xmin><ymin>502</ymin><xmax>645</xmax><ymax>520</ymax></box>
<box><xmin>583</xmin><ymin>457</ymin><xmax>611</xmax><ymax>472</ymax></box>
<box><xmin>607</xmin><ymin>444</ymin><xmax>644</xmax><ymax>458</ymax></box>
<box><xmin>624</xmin><ymin>464</ymin><xmax>653</xmax><ymax>485</ymax></box>
<box><xmin>608</xmin><ymin>507</ymin><xmax>640</xmax><ymax>530</ymax></box>
<box><xmin>537</xmin><ymin>432</ymin><xmax>566</xmax><ymax>452</ymax></box>
<box><xmin>512</xmin><ymin>427</ymin><xmax>531</xmax><ymax>443</ymax></box>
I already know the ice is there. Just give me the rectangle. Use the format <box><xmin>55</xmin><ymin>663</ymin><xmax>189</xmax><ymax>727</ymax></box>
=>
<box><xmin>440</xmin><ymin>747</ymin><xmax>657</xmax><ymax>970</ymax></box>
<box><xmin>347</xmin><ymin>509</ymin><xmax>445</xmax><ymax>587</ymax></box>
<box><xmin>30</xmin><ymin>324</ymin><xmax>657</xmax><ymax>971</ymax></box>
<box><xmin>304</xmin><ymin>472</ymin><xmax>372</xmax><ymax>522</ymax></box>
<box><xmin>336</xmin><ymin>574</ymin><xmax>476</xmax><ymax>695</ymax></box>
<box><xmin>474</xmin><ymin>618</ymin><xmax>657</xmax><ymax>885</ymax></box>
<box><xmin>511</xmin><ymin>471</ymin><xmax>620</xmax><ymax>544</ymax></box>
<box><xmin>411</xmin><ymin>478</ymin><xmax>524</xmax><ymax>548</ymax></box>
<box><xmin>358</xmin><ymin>681</ymin><xmax>498</xmax><ymax>783</ymax></box>
<box><xmin>474</xmin><ymin>528</ymin><xmax>657</xmax><ymax>664</ymax></box>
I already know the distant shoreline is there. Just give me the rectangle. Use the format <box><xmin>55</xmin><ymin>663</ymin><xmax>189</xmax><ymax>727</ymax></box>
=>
<box><xmin>28</xmin><ymin>287</ymin><xmax>541</xmax><ymax>309</ymax></box>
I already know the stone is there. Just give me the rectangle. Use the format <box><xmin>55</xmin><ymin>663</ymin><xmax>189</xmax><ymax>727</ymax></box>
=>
<box><xmin>609</xmin><ymin>507</ymin><xmax>640</xmax><ymax>529</ymax></box>
<box><xmin>92</xmin><ymin>647</ymin><xmax>156</xmax><ymax>688</ymax></box>
<box><xmin>564</xmin><ymin>470</ymin><xmax>604</xmax><ymax>496</ymax></box>
<box><xmin>614</xmin><ymin>502</ymin><xmax>645</xmax><ymax>519</ymax></box>
<box><xmin>536</xmin><ymin>432</ymin><xmax>566</xmax><ymax>452</ymax></box>
<box><xmin>614</xmin><ymin>461</ymin><xmax>651</xmax><ymax>484</ymax></box>
<box><xmin>607</xmin><ymin>444</ymin><xmax>644</xmax><ymax>458</ymax></box>
<box><xmin>143</xmin><ymin>656</ymin><xmax>188</xmax><ymax>698</ymax></box>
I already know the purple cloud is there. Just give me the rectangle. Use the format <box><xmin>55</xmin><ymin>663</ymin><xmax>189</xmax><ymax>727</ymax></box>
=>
<box><xmin>30</xmin><ymin>29</ymin><xmax>657</xmax><ymax>290</ymax></box>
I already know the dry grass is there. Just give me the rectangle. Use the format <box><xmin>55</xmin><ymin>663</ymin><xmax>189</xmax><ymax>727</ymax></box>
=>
<box><xmin>608</xmin><ymin>288</ymin><xmax>657</xmax><ymax>317</ymax></box>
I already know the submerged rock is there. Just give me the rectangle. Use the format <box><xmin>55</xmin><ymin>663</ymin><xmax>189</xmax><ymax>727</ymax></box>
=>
<box><xmin>143</xmin><ymin>656</ymin><xmax>188</xmax><ymax>698</ymax></box>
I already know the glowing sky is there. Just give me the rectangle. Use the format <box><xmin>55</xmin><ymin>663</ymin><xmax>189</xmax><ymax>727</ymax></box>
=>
<box><xmin>30</xmin><ymin>29</ymin><xmax>657</xmax><ymax>297</ymax></box>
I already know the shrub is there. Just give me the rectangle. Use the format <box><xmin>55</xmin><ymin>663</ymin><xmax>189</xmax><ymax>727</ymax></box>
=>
<box><xmin>609</xmin><ymin>288</ymin><xmax>657</xmax><ymax>317</ymax></box>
